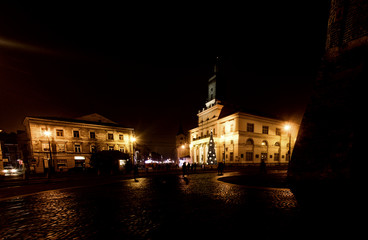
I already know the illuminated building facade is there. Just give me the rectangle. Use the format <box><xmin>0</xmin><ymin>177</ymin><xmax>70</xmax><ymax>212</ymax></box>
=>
<box><xmin>23</xmin><ymin>113</ymin><xmax>135</xmax><ymax>173</ymax></box>
<box><xmin>176</xmin><ymin>125</ymin><xmax>190</xmax><ymax>164</ymax></box>
<box><xmin>189</xmin><ymin>61</ymin><xmax>299</xmax><ymax>166</ymax></box>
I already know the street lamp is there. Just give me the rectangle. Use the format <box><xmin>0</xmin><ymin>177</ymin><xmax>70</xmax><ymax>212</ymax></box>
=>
<box><xmin>43</xmin><ymin>130</ymin><xmax>53</xmax><ymax>178</ymax></box>
<box><xmin>284</xmin><ymin>124</ymin><xmax>292</xmax><ymax>163</ymax></box>
<box><xmin>131</xmin><ymin>136</ymin><xmax>136</xmax><ymax>164</ymax></box>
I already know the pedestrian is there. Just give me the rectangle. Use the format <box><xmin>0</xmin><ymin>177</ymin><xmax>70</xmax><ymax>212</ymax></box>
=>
<box><xmin>182</xmin><ymin>162</ymin><xmax>186</xmax><ymax>177</ymax></box>
<box><xmin>133</xmin><ymin>164</ymin><xmax>139</xmax><ymax>182</ymax></box>
<box><xmin>260</xmin><ymin>159</ymin><xmax>267</xmax><ymax>174</ymax></box>
<box><xmin>218</xmin><ymin>162</ymin><xmax>224</xmax><ymax>175</ymax></box>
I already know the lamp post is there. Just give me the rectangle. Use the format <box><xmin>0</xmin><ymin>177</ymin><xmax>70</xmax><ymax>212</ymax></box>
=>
<box><xmin>131</xmin><ymin>136</ymin><xmax>136</xmax><ymax>165</ymax></box>
<box><xmin>43</xmin><ymin>130</ymin><xmax>53</xmax><ymax>178</ymax></box>
<box><xmin>284</xmin><ymin>124</ymin><xmax>292</xmax><ymax>163</ymax></box>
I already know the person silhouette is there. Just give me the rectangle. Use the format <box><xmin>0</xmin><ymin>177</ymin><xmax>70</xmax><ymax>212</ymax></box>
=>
<box><xmin>182</xmin><ymin>162</ymin><xmax>186</xmax><ymax>177</ymax></box>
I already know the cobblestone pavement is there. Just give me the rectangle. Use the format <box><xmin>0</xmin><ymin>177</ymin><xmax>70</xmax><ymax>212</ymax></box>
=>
<box><xmin>0</xmin><ymin>172</ymin><xmax>358</xmax><ymax>239</ymax></box>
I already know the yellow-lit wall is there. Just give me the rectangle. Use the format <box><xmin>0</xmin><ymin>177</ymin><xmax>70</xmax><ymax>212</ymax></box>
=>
<box><xmin>24</xmin><ymin>117</ymin><xmax>134</xmax><ymax>173</ymax></box>
<box><xmin>189</xmin><ymin>109</ymin><xmax>299</xmax><ymax>165</ymax></box>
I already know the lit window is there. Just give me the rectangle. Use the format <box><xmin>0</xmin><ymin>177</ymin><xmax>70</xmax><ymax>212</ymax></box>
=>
<box><xmin>74</xmin><ymin>144</ymin><xmax>81</xmax><ymax>153</ymax></box>
<box><xmin>91</xmin><ymin>145</ymin><xmax>97</xmax><ymax>153</ymax></box>
<box><xmin>276</xmin><ymin>128</ymin><xmax>281</xmax><ymax>136</ymax></box>
<box><xmin>56</xmin><ymin>129</ymin><xmax>64</xmax><ymax>137</ymax></box>
<box><xmin>73</xmin><ymin>131</ymin><xmax>80</xmax><ymax>138</ymax></box>
<box><xmin>90</xmin><ymin>132</ymin><xmax>96</xmax><ymax>139</ymax></box>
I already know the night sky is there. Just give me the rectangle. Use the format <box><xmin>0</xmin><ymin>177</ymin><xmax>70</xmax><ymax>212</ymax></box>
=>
<box><xmin>0</xmin><ymin>1</ymin><xmax>330</xmax><ymax>156</ymax></box>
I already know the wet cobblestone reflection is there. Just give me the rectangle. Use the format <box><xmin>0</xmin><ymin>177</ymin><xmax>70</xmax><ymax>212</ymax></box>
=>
<box><xmin>0</xmin><ymin>173</ymin><xmax>304</xmax><ymax>239</ymax></box>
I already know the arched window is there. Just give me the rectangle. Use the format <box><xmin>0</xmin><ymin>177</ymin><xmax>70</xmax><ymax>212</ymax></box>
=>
<box><xmin>246</xmin><ymin>138</ymin><xmax>254</xmax><ymax>145</ymax></box>
<box><xmin>261</xmin><ymin>140</ymin><xmax>268</xmax><ymax>146</ymax></box>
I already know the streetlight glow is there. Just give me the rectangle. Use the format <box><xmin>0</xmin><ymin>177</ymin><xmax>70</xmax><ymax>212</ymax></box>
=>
<box><xmin>284</xmin><ymin>124</ymin><xmax>291</xmax><ymax>131</ymax></box>
<box><xmin>44</xmin><ymin>130</ymin><xmax>51</xmax><ymax>137</ymax></box>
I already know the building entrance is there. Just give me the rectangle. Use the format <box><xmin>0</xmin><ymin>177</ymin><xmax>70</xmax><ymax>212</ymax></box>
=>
<box><xmin>261</xmin><ymin>153</ymin><xmax>268</xmax><ymax>162</ymax></box>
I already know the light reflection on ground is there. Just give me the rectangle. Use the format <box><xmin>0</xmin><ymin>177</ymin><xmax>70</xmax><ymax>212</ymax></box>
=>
<box><xmin>0</xmin><ymin>172</ymin><xmax>307</xmax><ymax>239</ymax></box>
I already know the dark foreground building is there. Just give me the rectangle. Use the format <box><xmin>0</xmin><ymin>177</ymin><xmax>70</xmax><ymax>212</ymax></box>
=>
<box><xmin>289</xmin><ymin>0</ymin><xmax>365</xmax><ymax>194</ymax></box>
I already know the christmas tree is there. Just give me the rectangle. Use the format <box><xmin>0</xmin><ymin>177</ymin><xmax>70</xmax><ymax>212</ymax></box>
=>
<box><xmin>207</xmin><ymin>130</ymin><xmax>217</xmax><ymax>165</ymax></box>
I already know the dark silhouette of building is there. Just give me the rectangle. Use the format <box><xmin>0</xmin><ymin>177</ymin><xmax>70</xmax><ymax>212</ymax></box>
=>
<box><xmin>289</xmin><ymin>0</ymin><xmax>366</xmax><ymax>185</ymax></box>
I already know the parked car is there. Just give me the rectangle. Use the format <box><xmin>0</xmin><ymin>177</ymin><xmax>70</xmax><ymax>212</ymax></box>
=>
<box><xmin>1</xmin><ymin>166</ymin><xmax>22</xmax><ymax>176</ymax></box>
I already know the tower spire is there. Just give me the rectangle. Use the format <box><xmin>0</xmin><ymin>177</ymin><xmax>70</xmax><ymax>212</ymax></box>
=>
<box><xmin>207</xmin><ymin>56</ymin><xmax>224</xmax><ymax>104</ymax></box>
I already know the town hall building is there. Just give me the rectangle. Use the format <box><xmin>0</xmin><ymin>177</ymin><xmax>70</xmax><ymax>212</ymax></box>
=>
<box><xmin>187</xmin><ymin>60</ymin><xmax>299</xmax><ymax>166</ymax></box>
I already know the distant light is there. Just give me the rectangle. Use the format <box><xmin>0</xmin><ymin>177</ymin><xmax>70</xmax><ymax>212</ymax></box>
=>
<box><xmin>284</xmin><ymin>124</ymin><xmax>291</xmax><ymax>131</ymax></box>
<box><xmin>74</xmin><ymin>156</ymin><xmax>85</xmax><ymax>160</ymax></box>
<box><xmin>181</xmin><ymin>145</ymin><xmax>185</xmax><ymax>149</ymax></box>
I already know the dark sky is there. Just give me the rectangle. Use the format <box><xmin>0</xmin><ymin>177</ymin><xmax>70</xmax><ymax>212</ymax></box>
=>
<box><xmin>0</xmin><ymin>1</ymin><xmax>330</xmax><ymax>157</ymax></box>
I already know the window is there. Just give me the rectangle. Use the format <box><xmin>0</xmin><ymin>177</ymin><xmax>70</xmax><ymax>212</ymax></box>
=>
<box><xmin>246</xmin><ymin>152</ymin><xmax>253</xmax><ymax>161</ymax></box>
<box><xmin>108</xmin><ymin>145</ymin><xmax>114</xmax><ymax>151</ymax></box>
<box><xmin>57</xmin><ymin>144</ymin><xmax>65</xmax><ymax>152</ymax></box>
<box><xmin>73</xmin><ymin>130</ymin><xmax>80</xmax><ymax>138</ymax></box>
<box><xmin>108</xmin><ymin>133</ymin><xmax>114</xmax><ymax>140</ymax></box>
<box><xmin>91</xmin><ymin>145</ymin><xmax>97</xmax><ymax>153</ymax></box>
<box><xmin>230</xmin><ymin>152</ymin><xmax>234</xmax><ymax>161</ymax></box>
<box><xmin>261</xmin><ymin>141</ymin><xmax>268</xmax><ymax>146</ymax></box>
<box><xmin>230</xmin><ymin>124</ymin><xmax>234</xmax><ymax>132</ymax></box>
<box><xmin>246</xmin><ymin>139</ymin><xmax>254</xmax><ymax>145</ymax></box>
<box><xmin>74</xmin><ymin>144</ymin><xmax>81</xmax><ymax>153</ymax></box>
<box><xmin>262</xmin><ymin>126</ymin><xmax>269</xmax><ymax>134</ymax></box>
<box><xmin>90</xmin><ymin>132</ymin><xmax>96</xmax><ymax>139</ymax></box>
<box><xmin>222</xmin><ymin>126</ymin><xmax>225</xmax><ymax>134</ymax></box>
<box><xmin>274</xmin><ymin>153</ymin><xmax>280</xmax><ymax>161</ymax></box>
<box><xmin>276</xmin><ymin>128</ymin><xmax>281</xmax><ymax>136</ymax></box>
<box><xmin>42</xmin><ymin>143</ymin><xmax>50</xmax><ymax>152</ymax></box>
<box><xmin>119</xmin><ymin>146</ymin><xmax>125</xmax><ymax>152</ymax></box>
<box><xmin>56</xmin><ymin>129</ymin><xmax>64</xmax><ymax>137</ymax></box>
<box><xmin>247</xmin><ymin>123</ymin><xmax>254</xmax><ymax>132</ymax></box>
<box><xmin>119</xmin><ymin>134</ymin><xmax>124</xmax><ymax>140</ymax></box>
<box><xmin>275</xmin><ymin>142</ymin><xmax>280</xmax><ymax>146</ymax></box>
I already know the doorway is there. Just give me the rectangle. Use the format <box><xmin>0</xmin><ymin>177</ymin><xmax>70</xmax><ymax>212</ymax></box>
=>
<box><xmin>261</xmin><ymin>153</ymin><xmax>268</xmax><ymax>162</ymax></box>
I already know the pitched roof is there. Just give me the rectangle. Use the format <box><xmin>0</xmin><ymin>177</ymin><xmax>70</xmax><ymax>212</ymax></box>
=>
<box><xmin>26</xmin><ymin>114</ymin><xmax>132</xmax><ymax>129</ymax></box>
<box><xmin>75</xmin><ymin>113</ymin><xmax>117</xmax><ymax>124</ymax></box>
<box><xmin>218</xmin><ymin>103</ymin><xmax>286</xmax><ymax>121</ymax></box>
